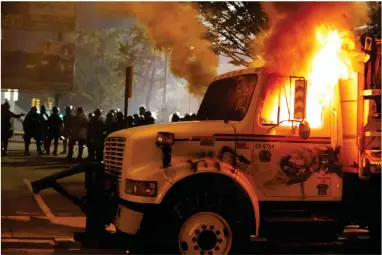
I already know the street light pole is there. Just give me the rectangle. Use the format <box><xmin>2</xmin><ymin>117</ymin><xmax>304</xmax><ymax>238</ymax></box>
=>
<box><xmin>162</xmin><ymin>49</ymin><xmax>168</xmax><ymax>121</ymax></box>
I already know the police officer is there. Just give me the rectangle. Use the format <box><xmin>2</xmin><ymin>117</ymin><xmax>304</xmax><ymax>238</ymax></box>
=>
<box><xmin>47</xmin><ymin>107</ymin><xmax>63</xmax><ymax>156</ymax></box>
<box><xmin>144</xmin><ymin>111</ymin><xmax>155</xmax><ymax>125</ymax></box>
<box><xmin>40</xmin><ymin>105</ymin><xmax>50</xmax><ymax>153</ymax></box>
<box><xmin>138</xmin><ymin>106</ymin><xmax>146</xmax><ymax>125</ymax></box>
<box><xmin>61</xmin><ymin>106</ymin><xmax>73</xmax><ymax>155</ymax></box>
<box><xmin>171</xmin><ymin>113</ymin><xmax>180</xmax><ymax>122</ymax></box>
<box><xmin>88</xmin><ymin>109</ymin><xmax>105</xmax><ymax>161</ymax></box>
<box><xmin>23</xmin><ymin>107</ymin><xmax>43</xmax><ymax>155</ymax></box>
<box><xmin>133</xmin><ymin>114</ymin><xmax>140</xmax><ymax>127</ymax></box>
<box><xmin>67</xmin><ymin>107</ymin><xmax>88</xmax><ymax>160</ymax></box>
<box><xmin>115</xmin><ymin>111</ymin><xmax>125</xmax><ymax>131</ymax></box>
<box><xmin>105</xmin><ymin>112</ymin><xmax>115</xmax><ymax>136</ymax></box>
<box><xmin>1</xmin><ymin>102</ymin><xmax>24</xmax><ymax>156</ymax></box>
<box><xmin>126</xmin><ymin>115</ymin><xmax>134</xmax><ymax>128</ymax></box>
<box><xmin>88</xmin><ymin>112</ymin><xmax>95</xmax><ymax>122</ymax></box>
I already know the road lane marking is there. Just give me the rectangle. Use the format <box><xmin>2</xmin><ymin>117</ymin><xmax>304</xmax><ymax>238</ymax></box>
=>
<box><xmin>23</xmin><ymin>178</ymin><xmax>55</xmax><ymax>220</ymax></box>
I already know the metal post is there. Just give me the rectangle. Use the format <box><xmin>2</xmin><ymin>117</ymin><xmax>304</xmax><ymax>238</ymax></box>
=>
<box><xmin>162</xmin><ymin>50</ymin><xmax>168</xmax><ymax>121</ymax></box>
<box><xmin>56</xmin><ymin>31</ymin><xmax>62</xmax><ymax>108</ymax></box>
<box><xmin>55</xmin><ymin>94</ymin><xmax>60</xmax><ymax>108</ymax></box>
<box><xmin>125</xmin><ymin>66</ymin><xmax>133</xmax><ymax>128</ymax></box>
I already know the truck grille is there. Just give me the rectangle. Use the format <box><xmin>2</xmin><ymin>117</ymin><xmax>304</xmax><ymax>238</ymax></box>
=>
<box><xmin>104</xmin><ymin>137</ymin><xmax>126</xmax><ymax>174</ymax></box>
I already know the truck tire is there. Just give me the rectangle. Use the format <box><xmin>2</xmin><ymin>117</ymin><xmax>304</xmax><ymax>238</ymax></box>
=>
<box><xmin>153</xmin><ymin>186</ymin><xmax>253</xmax><ymax>254</ymax></box>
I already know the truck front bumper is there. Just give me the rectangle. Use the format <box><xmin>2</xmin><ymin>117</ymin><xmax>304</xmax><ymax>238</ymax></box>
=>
<box><xmin>115</xmin><ymin>199</ymin><xmax>158</xmax><ymax>236</ymax></box>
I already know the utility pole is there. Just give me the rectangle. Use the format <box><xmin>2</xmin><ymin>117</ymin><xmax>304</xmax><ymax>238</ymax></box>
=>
<box><xmin>125</xmin><ymin>66</ymin><xmax>133</xmax><ymax>128</ymax></box>
<box><xmin>162</xmin><ymin>49</ymin><xmax>168</xmax><ymax>122</ymax></box>
<box><xmin>55</xmin><ymin>32</ymin><xmax>63</xmax><ymax>108</ymax></box>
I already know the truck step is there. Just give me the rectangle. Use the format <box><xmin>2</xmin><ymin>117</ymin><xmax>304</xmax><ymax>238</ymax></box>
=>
<box><xmin>269</xmin><ymin>209</ymin><xmax>310</xmax><ymax>218</ymax></box>
<box><xmin>266</xmin><ymin>216</ymin><xmax>336</xmax><ymax>223</ymax></box>
<box><xmin>250</xmin><ymin>235</ymin><xmax>268</xmax><ymax>242</ymax></box>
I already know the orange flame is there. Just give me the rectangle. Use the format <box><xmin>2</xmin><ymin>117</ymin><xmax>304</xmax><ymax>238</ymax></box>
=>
<box><xmin>266</xmin><ymin>25</ymin><xmax>358</xmax><ymax>128</ymax></box>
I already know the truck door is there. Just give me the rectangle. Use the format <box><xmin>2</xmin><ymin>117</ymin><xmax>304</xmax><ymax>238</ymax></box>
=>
<box><xmin>253</xmin><ymin>75</ymin><xmax>337</xmax><ymax>199</ymax></box>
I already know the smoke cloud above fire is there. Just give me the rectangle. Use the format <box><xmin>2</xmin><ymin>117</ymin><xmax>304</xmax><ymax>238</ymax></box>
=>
<box><xmin>97</xmin><ymin>2</ymin><xmax>218</xmax><ymax>95</ymax></box>
<box><xmin>255</xmin><ymin>2</ymin><xmax>369</xmax><ymax>75</ymax></box>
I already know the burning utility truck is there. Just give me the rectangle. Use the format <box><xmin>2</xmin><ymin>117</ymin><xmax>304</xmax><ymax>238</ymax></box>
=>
<box><xmin>32</xmin><ymin>31</ymin><xmax>380</xmax><ymax>254</ymax></box>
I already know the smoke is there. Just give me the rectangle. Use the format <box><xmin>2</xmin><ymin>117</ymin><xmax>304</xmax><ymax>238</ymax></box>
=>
<box><xmin>97</xmin><ymin>2</ymin><xmax>218</xmax><ymax>95</ymax></box>
<box><xmin>254</xmin><ymin>2</ymin><xmax>369</xmax><ymax>75</ymax></box>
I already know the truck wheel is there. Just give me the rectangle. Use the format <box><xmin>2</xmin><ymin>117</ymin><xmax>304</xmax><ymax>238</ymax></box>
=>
<box><xmin>179</xmin><ymin>212</ymin><xmax>232</xmax><ymax>255</ymax></box>
<box><xmin>154</xmin><ymin>188</ymin><xmax>253</xmax><ymax>254</ymax></box>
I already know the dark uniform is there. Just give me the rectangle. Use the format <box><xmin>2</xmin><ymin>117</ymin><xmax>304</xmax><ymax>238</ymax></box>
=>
<box><xmin>1</xmin><ymin>102</ymin><xmax>24</xmax><ymax>156</ymax></box>
<box><xmin>126</xmin><ymin>116</ymin><xmax>134</xmax><ymax>128</ymax></box>
<box><xmin>40</xmin><ymin>105</ymin><xmax>50</xmax><ymax>153</ymax></box>
<box><xmin>105</xmin><ymin>112</ymin><xmax>115</xmax><ymax>136</ymax></box>
<box><xmin>67</xmin><ymin>107</ymin><xmax>88</xmax><ymax>159</ymax></box>
<box><xmin>23</xmin><ymin>107</ymin><xmax>43</xmax><ymax>155</ymax></box>
<box><xmin>47</xmin><ymin>107</ymin><xmax>63</xmax><ymax>156</ymax></box>
<box><xmin>133</xmin><ymin>114</ymin><xmax>141</xmax><ymax>126</ymax></box>
<box><xmin>171</xmin><ymin>113</ymin><xmax>180</xmax><ymax>122</ymax></box>
<box><xmin>138</xmin><ymin>106</ymin><xmax>146</xmax><ymax>126</ymax></box>
<box><xmin>61</xmin><ymin>106</ymin><xmax>73</xmax><ymax>154</ymax></box>
<box><xmin>144</xmin><ymin>111</ymin><xmax>155</xmax><ymax>125</ymax></box>
<box><xmin>115</xmin><ymin>112</ymin><xmax>125</xmax><ymax>131</ymax></box>
<box><xmin>88</xmin><ymin>109</ymin><xmax>105</xmax><ymax>161</ymax></box>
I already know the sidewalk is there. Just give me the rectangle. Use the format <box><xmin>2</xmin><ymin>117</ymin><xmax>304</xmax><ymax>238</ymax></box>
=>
<box><xmin>1</xmin><ymin>216</ymin><xmax>118</xmax><ymax>253</ymax></box>
<box><xmin>1</xmin><ymin>215</ymin><xmax>116</xmax><ymax>240</ymax></box>
<box><xmin>1</xmin><ymin>216</ymin><xmax>87</xmax><ymax>239</ymax></box>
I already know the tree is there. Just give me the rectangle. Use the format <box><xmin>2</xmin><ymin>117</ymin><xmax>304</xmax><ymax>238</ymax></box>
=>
<box><xmin>367</xmin><ymin>2</ymin><xmax>381</xmax><ymax>38</ymax></box>
<box><xmin>71</xmin><ymin>28</ymin><xmax>128</xmax><ymax>110</ymax></box>
<box><xmin>69</xmin><ymin>25</ymin><xmax>164</xmax><ymax>112</ymax></box>
<box><xmin>199</xmin><ymin>2</ymin><xmax>268</xmax><ymax>67</ymax></box>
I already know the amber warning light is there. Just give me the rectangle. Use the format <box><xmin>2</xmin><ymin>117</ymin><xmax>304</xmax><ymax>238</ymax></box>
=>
<box><xmin>294</xmin><ymin>79</ymin><xmax>307</xmax><ymax>120</ymax></box>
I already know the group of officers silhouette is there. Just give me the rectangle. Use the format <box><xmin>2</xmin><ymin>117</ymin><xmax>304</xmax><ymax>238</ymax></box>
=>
<box><xmin>1</xmin><ymin>103</ymin><xmax>156</xmax><ymax>160</ymax></box>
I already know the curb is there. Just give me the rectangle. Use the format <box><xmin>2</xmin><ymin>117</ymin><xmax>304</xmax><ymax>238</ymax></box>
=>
<box><xmin>1</xmin><ymin>237</ymin><xmax>78</xmax><ymax>250</ymax></box>
<box><xmin>2</xmin><ymin>238</ymin><xmax>56</xmax><ymax>249</ymax></box>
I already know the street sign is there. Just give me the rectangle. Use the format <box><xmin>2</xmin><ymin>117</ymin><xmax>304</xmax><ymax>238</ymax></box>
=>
<box><xmin>1</xmin><ymin>2</ymin><xmax>77</xmax><ymax>31</ymax></box>
<box><xmin>1</xmin><ymin>41</ymin><xmax>75</xmax><ymax>92</ymax></box>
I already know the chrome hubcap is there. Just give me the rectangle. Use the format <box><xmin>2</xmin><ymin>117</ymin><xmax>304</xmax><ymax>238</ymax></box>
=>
<box><xmin>179</xmin><ymin>212</ymin><xmax>232</xmax><ymax>255</ymax></box>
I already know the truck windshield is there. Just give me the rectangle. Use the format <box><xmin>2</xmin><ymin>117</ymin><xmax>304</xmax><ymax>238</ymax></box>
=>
<box><xmin>197</xmin><ymin>74</ymin><xmax>258</xmax><ymax>121</ymax></box>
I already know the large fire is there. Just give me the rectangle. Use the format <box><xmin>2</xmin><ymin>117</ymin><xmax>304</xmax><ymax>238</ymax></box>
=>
<box><xmin>267</xmin><ymin>25</ymin><xmax>357</xmax><ymax>128</ymax></box>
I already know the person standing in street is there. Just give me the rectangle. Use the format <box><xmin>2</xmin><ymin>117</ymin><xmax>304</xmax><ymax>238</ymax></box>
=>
<box><xmin>133</xmin><ymin>114</ymin><xmax>140</xmax><ymax>127</ymax></box>
<box><xmin>1</xmin><ymin>102</ymin><xmax>24</xmax><ymax>156</ymax></box>
<box><xmin>67</xmin><ymin>107</ymin><xmax>88</xmax><ymax>160</ymax></box>
<box><xmin>105</xmin><ymin>112</ymin><xmax>115</xmax><ymax>136</ymax></box>
<box><xmin>47</xmin><ymin>106</ymin><xmax>63</xmax><ymax>156</ymax></box>
<box><xmin>115</xmin><ymin>111</ymin><xmax>125</xmax><ymax>131</ymax></box>
<box><xmin>40</xmin><ymin>105</ymin><xmax>50</xmax><ymax>153</ymax></box>
<box><xmin>126</xmin><ymin>116</ymin><xmax>134</xmax><ymax>128</ymax></box>
<box><xmin>171</xmin><ymin>113</ymin><xmax>180</xmax><ymax>122</ymax></box>
<box><xmin>144</xmin><ymin>111</ymin><xmax>155</xmax><ymax>125</ymax></box>
<box><xmin>88</xmin><ymin>109</ymin><xmax>105</xmax><ymax>161</ymax></box>
<box><xmin>23</xmin><ymin>106</ymin><xmax>43</xmax><ymax>156</ymax></box>
<box><xmin>138</xmin><ymin>106</ymin><xmax>146</xmax><ymax>126</ymax></box>
<box><xmin>61</xmin><ymin>105</ymin><xmax>73</xmax><ymax>155</ymax></box>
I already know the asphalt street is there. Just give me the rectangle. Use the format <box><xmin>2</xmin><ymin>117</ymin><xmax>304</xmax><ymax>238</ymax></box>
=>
<box><xmin>1</xmin><ymin>140</ymin><xmax>381</xmax><ymax>254</ymax></box>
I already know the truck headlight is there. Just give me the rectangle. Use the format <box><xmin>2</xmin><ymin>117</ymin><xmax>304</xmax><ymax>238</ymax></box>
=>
<box><xmin>156</xmin><ymin>132</ymin><xmax>174</xmax><ymax>146</ymax></box>
<box><xmin>125</xmin><ymin>179</ymin><xmax>157</xmax><ymax>197</ymax></box>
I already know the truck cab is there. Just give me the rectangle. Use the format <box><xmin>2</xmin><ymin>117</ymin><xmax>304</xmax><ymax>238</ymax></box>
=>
<box><xmin>104</xmin><ymin>34</ymin><xmax>381</xmax><ymax>255</ymax></box>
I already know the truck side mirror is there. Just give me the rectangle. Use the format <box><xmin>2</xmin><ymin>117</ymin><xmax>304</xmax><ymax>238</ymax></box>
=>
<box><xmin>293</xmin><ymin>79</ymin><xmax>307</xmax><ymax>120</ymax></box>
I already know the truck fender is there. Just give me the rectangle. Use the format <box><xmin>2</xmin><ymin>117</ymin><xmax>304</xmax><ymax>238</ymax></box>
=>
<box><xmin>158</xmin><ymin>159</ymin><xmax>260</xmax><ymax>236</ymax></box>
<box><xmin>235</xmin><ymin>170</ymin><xmax>260</xmax><ymax>236</ymax></box>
